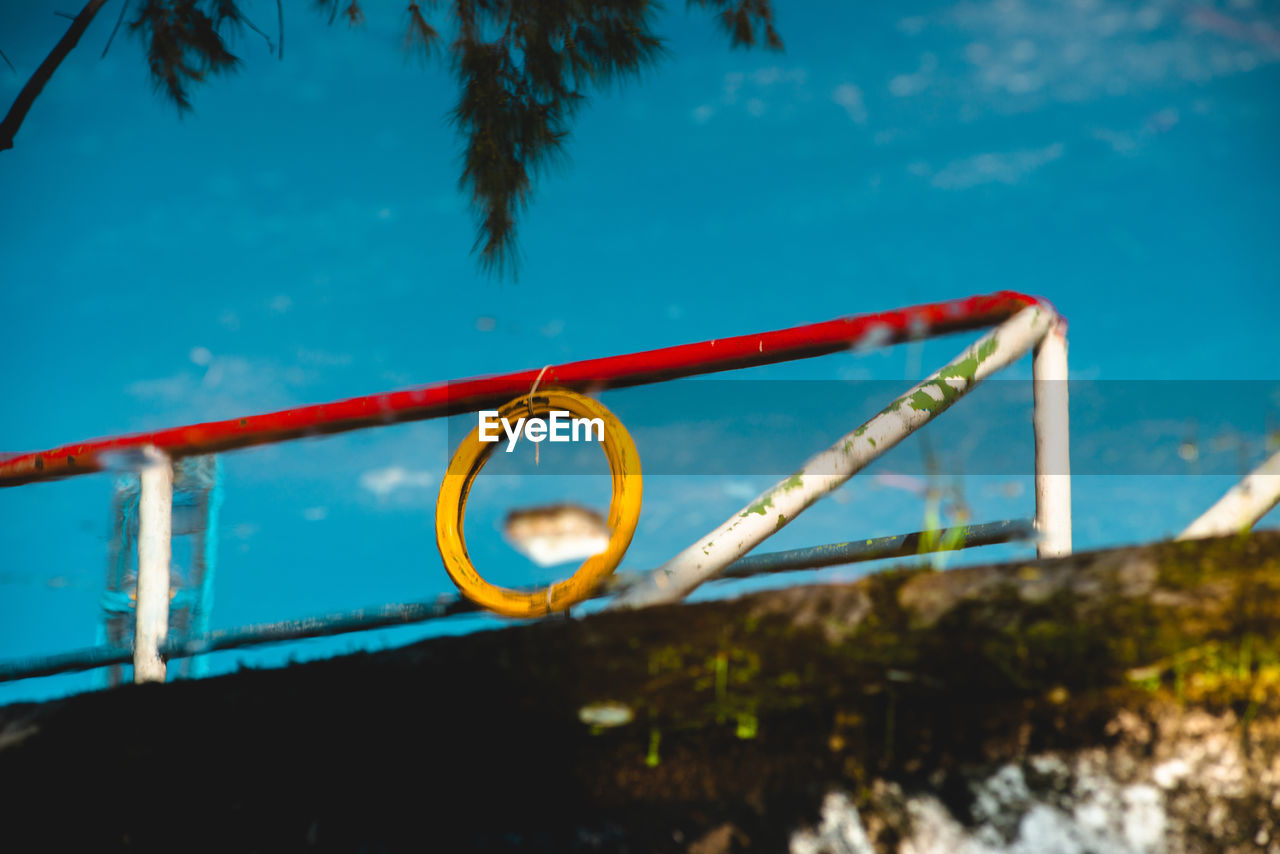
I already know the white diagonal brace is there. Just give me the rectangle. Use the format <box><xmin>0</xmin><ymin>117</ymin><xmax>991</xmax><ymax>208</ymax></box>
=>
<box><xmin>610</xmin><ymin>304</ymin><xmax>1056</xmax><ymax>609</ymax></box>
<box><xmin>1177</xmin><ymin>448</ymin><xmax>1280</xmax><ymax>541</ymax></box>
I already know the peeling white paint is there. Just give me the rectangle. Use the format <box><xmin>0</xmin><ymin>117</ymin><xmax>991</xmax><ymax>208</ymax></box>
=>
<box><xmin>612</xmin><ymin>306</ymin><xmax>1056</xmax><ymax>609</ymax></box>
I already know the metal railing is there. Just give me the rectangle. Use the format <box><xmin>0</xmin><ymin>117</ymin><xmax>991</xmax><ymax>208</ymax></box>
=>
<box><xmin>0</xmin><ymin>291</ymin><xmax>1071</xmax><ymax>685</ymax></box>
<box><xmin>0</xmin><ymin>519</ymin><xmax>1036</xmax><ymax>683</ymax></box>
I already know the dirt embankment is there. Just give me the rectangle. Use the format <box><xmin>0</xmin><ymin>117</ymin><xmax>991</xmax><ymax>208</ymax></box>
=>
<box><xmin>2</xmin><ymin>532</ymin><xmax>1278</xmax><ymax>852</ymax></box>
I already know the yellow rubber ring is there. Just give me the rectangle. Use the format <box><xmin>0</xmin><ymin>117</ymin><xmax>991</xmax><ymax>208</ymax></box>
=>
<box><xmin>435</xmin><ymin>390</ymin><xmax>642</xmax><ymax>618</ymax></box>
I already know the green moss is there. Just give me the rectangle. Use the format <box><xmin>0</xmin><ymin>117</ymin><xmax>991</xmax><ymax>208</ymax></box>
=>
<box><xmin>776</xmin><ymin>672</ymin><xmax>801</xmax><ymax>689</ymax></box>
<box><xmin>645</xmin><ymin>726</ymin><xmax>661</xmax><ymax>767</ymax></box>
<box><xmin>899</xmin><ymin>336</ymin><xmax>1001</xmax><ymax>414</ymax></box>
<box><xmin>735</xmin><ymin>710</ymin><xmax>758</xmax><ymax>739</ymax></box>
<box><xmin>601</xmin><ymin>533</ymin><xmax>1280</xmax><ymax>774</ymax></box>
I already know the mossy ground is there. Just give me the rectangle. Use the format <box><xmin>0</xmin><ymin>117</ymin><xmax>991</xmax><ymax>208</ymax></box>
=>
<box><xmin>1</xmin><ymin>532</ymin><xmax>1277</xmax><ymax>851</ymax></box>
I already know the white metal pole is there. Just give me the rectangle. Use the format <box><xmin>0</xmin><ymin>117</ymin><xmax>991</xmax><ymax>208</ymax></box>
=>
<box><xmin>1032</xmin><ymin>320</ymin><xmax>1072</xmax><ymax>557</ymax></box>
<box><xmin>610</xmin><ymin>305</ymin><xmax>1056</xmax><ymax>609</ymax></box>
<box><xmin>134</xmin><ymin>445</ymin><xmax>173</xmax><ymax>684</ymax></box>
<box><xmin>1177</xmin><ymin>448</ymin><xmax>1280</xmax><ymax>541</ymax></box>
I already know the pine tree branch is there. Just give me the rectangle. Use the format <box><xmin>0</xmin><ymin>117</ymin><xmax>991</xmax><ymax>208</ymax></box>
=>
<box><xmin>240</xmin><ymin>12</ymin><xmax>277</xmax><ymax>57</ymax></box>
<box><xmin>1</xmin><ymin>0</ymin><xmax>111</xmax><ymax>152</ymax></box>
<box><xmin>129</xmin><ymin>0</ymin><xmax>242</xmax><ymax>114</ymax></box>
<box><xmin>101</xmin><ymin>0</ymin><xmax>131</xmax><ymax>59</ymax></box>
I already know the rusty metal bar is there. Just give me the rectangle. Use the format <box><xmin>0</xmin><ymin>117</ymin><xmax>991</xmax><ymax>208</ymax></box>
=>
<box><xmin>0</xmin><ymin>519</ymin><xmax>1036</xmax><ymax>684</ymax></box>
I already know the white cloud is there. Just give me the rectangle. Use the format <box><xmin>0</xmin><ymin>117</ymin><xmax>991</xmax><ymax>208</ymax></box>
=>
<box><xmin>1093</xmin><ymin>127</ymin><xmax>1138</xmax><ymax>154</ymax></box>
<box><xmin>359</xmin><ymin>466</ymin><xmax>434</xmax><ymax>499</ymax></box>
<box><xmin>898</xmin><ymin>15</ymin><xmax>927</xmax><ymax>36</ymax></box>
<box><xmin>950</xmin><ymin>0</ymin><xmax>1280</xmax><ymax>110</ymax></box>
<box><xmin>296</xmin><ymin>348</ymin><xmax>353</xmax><ymax>367</ymax></box>
<box><xmin>722</xmin><ymin>480</ymin><xmax>763</xmax><ymax>501</ymax></box>
<box><xmin>752</xmin><ymin>66</ymin><xmax>806</xmax><ymax>87</ymax></box>
<box><xmin>831</xmin><ymin>83</ymin><xmax>867</xmax><ymax>124</ymax></box>
<box><xmin>127</xmin><ymin>375</ymin><xmax>193</xmax><ymax>403</ymax></box>
<box><xmin>921</xmin><ymin>142</ymin><xmax>1064</xmax><ymax>190</ymax></box>
<box><xmin>723</xmin><ymin>71</ymin><xmax>744</xmax><ymax>103</ymax></box>
<box><xmin>889</xmin><ymin>74</ymin><xmax>927</xmax><ymax>97</ymax></box>
<box><xmin>874</xmin><ymin>472</ymin><xmax>930</xmax><ymax>496</ymax></box>
<box><xmin>702</xmin><ymin>66</ymin><xmax>810</xmax><ymax>122</ymax></box>
<box><xmin>888</xmin><ymin>53</ymin><xmax>938</xmax><ymax>97</ymax></box>
<box><xmin>503</xmin><ymin>504</ymin><xmax>610</xmax><ymax>568</ymax></box>
<box><xmin>1010</xmin><ymin>39</ymin><xmax>1038</xmax><ymax>63</ymax></box>
<box><xmin>125</xmin><ymin>354</ymin><xmax>318</xmax><ymax>423</ymax></box>
<box><xmin>1093</xmin><ymin>107</ymin><xmax>1177</xmax><ymax>154</ymax></box>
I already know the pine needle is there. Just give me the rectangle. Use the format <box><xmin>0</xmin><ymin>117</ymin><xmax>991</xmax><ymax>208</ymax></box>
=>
<box><xmin>101</xmin><ymin>0</ymin><xmax>131</xmax><ymax>59</ymax></box>
<box><xmin>403</xmin><ymin>3</ymin><xmax>438</xmax><ymax>63</ymax></box>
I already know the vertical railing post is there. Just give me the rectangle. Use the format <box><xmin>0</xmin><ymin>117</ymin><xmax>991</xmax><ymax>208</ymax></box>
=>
<box><xmin>134</xmin><ymin>445</ymin><xmax>173</xmax><ymax>684</ymax></box>
<box><xmin>1033</xmin><ymin>319</ymin><xmax>1072</xmax><ymax>557</ymax></box>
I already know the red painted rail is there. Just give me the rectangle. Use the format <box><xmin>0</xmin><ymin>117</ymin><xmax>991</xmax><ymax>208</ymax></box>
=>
<box><xmin>0</xmin><ymin>291</ymin><xmax>1042</xmax><ymax>488</ymax></box>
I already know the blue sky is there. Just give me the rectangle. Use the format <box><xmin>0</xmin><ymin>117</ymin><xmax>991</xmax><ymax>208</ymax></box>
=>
<box><xmin>2</xmin><ymin>0</ymin><xmax>1278</xmax><ymax>704</ymax></box>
